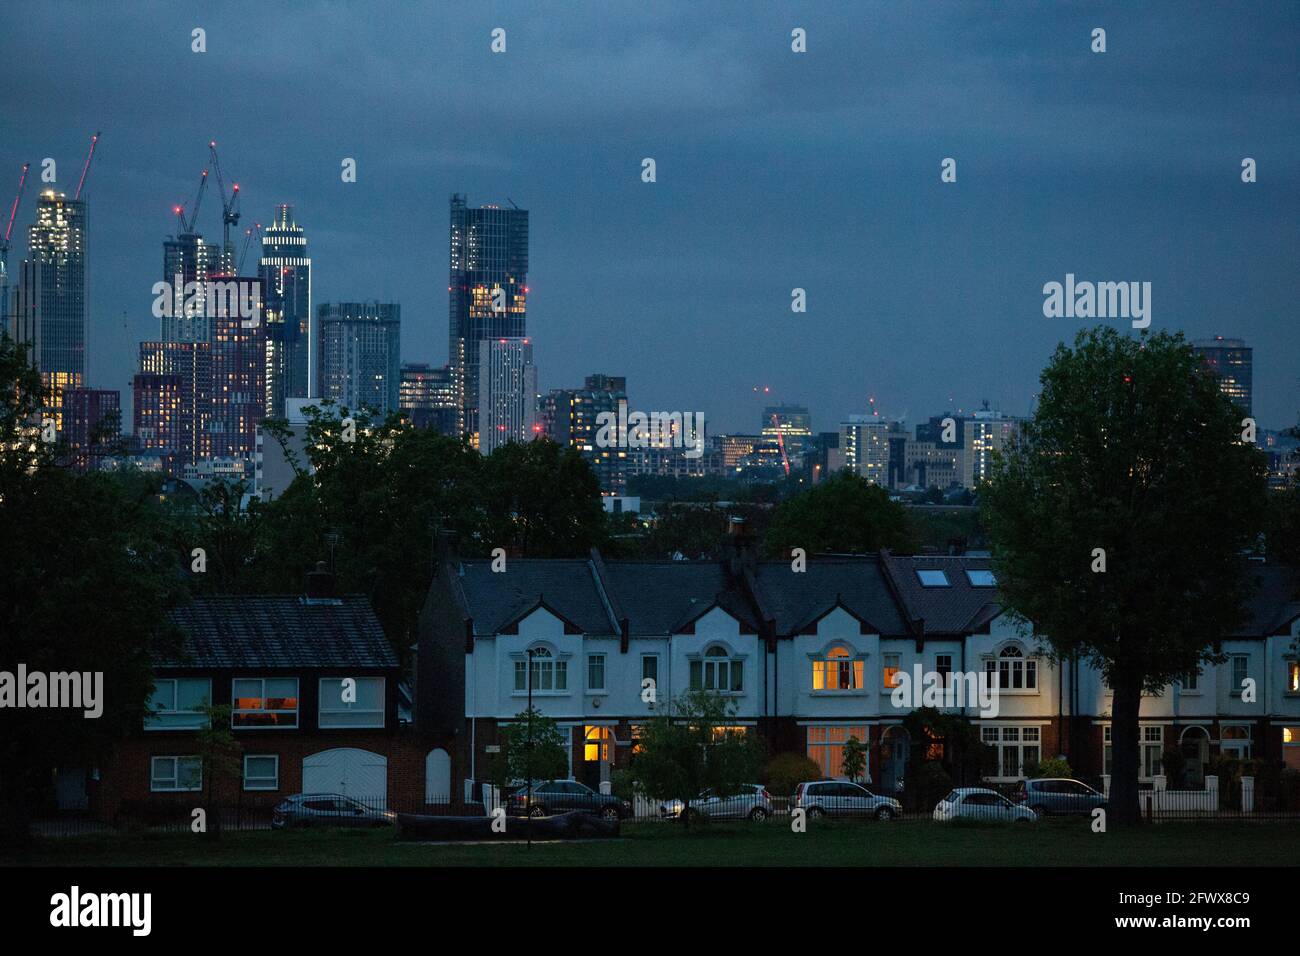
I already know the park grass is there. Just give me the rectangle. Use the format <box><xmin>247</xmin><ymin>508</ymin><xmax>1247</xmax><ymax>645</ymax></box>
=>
<box><xmin>3</xmin><ymin>817</ymin><xmax>1294</xmax><ymax>867</ymax></box>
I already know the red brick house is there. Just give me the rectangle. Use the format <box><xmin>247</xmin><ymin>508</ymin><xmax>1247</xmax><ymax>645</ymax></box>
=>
<box><xmin>91</xmin><ymin>570</ymin><xmax>461</xmax><ymax>822</ymax></box>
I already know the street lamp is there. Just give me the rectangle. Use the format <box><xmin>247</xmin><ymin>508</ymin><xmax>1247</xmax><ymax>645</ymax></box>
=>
<box><xmin>525</xmin><ymin>646</ymin><xmax>539</xmax><ymax>849</ymax></box>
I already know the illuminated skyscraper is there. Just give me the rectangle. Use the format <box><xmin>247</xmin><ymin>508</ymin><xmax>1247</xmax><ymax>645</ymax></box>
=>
<box><xmin>132</xmin><ymin>371</ymin><xmax>182</xmax><ymax>463</ymax></box>
<box><xmin>10</xmin><ymin>190</ymin><xmax>87</xmax><ymax>427</ymax></box>
<box><xmin>138</xmin><ymin>340</ymin><xmax>213</xmax><ymax>466</ymax></box>
<box><xmin>543</xmin><ymin>373</ymin><xmax>628</xmax><ymax>493</ymax></box>
<box><xmin>161</xmin><ymin>232</ymin><xmax>215</xmax><ymax>342</ymax></box>
<box><xmin>60</xmin><ymin>387</ymin><xmax>120</xmax><ymax>473</ymax></box>
<box><xmin>962</xmin><ymin>404</ymin><xmax>1019</xmax><ymax>488</ymax></box>
<box><xmin>477</xmin><ymin>337</ymin><xmax>537</xmax><ymax>454</ymax></box>
<box><xmin>259</xmin><ymin>204</ymin><xmax>312</xmax><ymax>415</ymax></box>
<box><xmin>210</xmin><ymin>299</ymin><xmax>267</xmax><ymax>461</ymax></box>
<box><xmin>1192</xmin><ymin>336</ymin><xmax>1253</xmax><ymax>417</ymax></box>
<box><xmin>840</xmin><ymin>415</ymin><xmax>890</xmax><ymax>485</ymax></box>
<box><xmin>448</xmin><ymin>194</ymin><xmax>528</xmax><ymax>443</ymax></box>
<box><xmin>400</xmin><ymin>362</ymin><xmax>457</xmax><ymax>432</ymax></box>
<box><xmin>762</xmin><ymin>404</ymin><xmax>813</xmax><ymax>457</ymax></box>
<box><xmin>319</xmin><ymin>302</ymin><xmax>401</xmax><ymax>416</ymax></box>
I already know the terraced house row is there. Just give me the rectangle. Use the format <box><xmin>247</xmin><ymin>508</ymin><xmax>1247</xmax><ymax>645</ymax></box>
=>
<box><xmin>419</xmin><ymin>530</ymin><xmax>1300</xmax><ymax>801</ymax></box>
<box><xmin>65</xmin><ymin>533</ymin><xmax>1300</xmax><ymax>819</ymax></box>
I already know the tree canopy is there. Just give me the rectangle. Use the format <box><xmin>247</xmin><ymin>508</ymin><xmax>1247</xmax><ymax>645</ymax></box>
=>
<box><xmin>981</xmin><ymin>327</ymin><xmax>1268</xmax><ymax>823</ymax></box>
<box><xmin>764</xmin><ymin>470</ymin><xmax>913</xmax><ymax>557</ymax></box>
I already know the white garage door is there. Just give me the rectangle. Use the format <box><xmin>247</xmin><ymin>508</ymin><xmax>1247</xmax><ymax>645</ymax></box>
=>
<box><xmin>425</xmin><ymin>748</ymin><xmax>451</xmax><ymax>804</ymax></box>
<box><xmin>303</xmin><ymin>748</ymin><xmax>388</xmax><ymax>805</ymax></box>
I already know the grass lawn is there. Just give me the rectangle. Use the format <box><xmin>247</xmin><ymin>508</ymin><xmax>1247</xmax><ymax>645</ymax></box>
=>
<box><xmin>4</xmin><ymin>818</ymin><xmax>1295</xmax><ymax>867</ymax></box>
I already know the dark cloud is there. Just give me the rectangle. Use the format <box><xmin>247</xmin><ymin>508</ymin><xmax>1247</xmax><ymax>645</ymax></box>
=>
<box><xmin>2</xmin><ymin>0</ymin><xmax>1297</xmax><ymax>432</ymax></box>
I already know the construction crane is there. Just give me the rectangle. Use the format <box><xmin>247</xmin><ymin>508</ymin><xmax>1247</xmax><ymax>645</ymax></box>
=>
<box><xmin>207</xmin><ymin>140</ymin><xmax>240</xmax><ymax>273</ymax></box>
<box><xmin>237</xmin><ymin>221</ymin><xmax>262</xmax><ymax>273</ymax></box>
<box><xmin>771</xmin><ymin>412</ymin><xmax>791</xmax><ymax>476</ymax></box>
<box><xmin>1</xmin><ymin>162</ymin><xmax>30</xmax><ymax>280</ymax></box>
<box><xmin>174</xmin><ymin>168</ymin><xmax>209</xmax><ymax>234</ymax></box>
<box><xmin>74</xmin><ymin>131</ymin><xmax>101</xmax><ymax>201</ymax></box>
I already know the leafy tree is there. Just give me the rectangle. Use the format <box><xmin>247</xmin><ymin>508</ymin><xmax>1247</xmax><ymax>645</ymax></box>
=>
<box><xmin>1028</xmin><ymin>756</ymin><xmax>1072</xmax><ymax>779</ymax></box>
<box><xmin>762</xmin><ymin>752</ymin><xmax>822</xmax><ymax>797</ymax></box>
<box><xmin>169</xmin><ymin>479</ymin><xmax>263</xmax><ymax>595</ymax></box>
<box><xmin>981</xmin><ymin>328</ymin><xmax>1267</xmax><ymax>825</ymax></box>
<box><xmin>255</xmin><ymin>412</ymin><xmax>606</xmax><ymax>656</ymax></box>
<box><xmin>841</xmin><ymin>735</ymin><xmax>867</xmax><ymax>782</ymax></box>
<box><xmin>256</xmin><ymin>405</ymin><xmax>490</xmax><ymax>651</ymax></box>
<box><xmin>480</xmin><ymin>438</ymin><xmax>607</xmax><ymax>557</ymax></box>
<box><xmin>499</xmin><ymin>707</ymin><xmax>568</xmax><ymax>786</ymax></box>
<box><xmin>194</xmin><ymin>703</ymin><xmax>241</xmax><ymax>838</ymax></box>
<box><xmin>764</xmin><ymin>470</ymin><xmax>913</xmax><ymax>557</ymax></box>
<box><xmin>901</xmin><ymin>707</ymin><xmax>992</xmax><ymax>804</ymax></box>
<box><xmin>628</xmin><ymin>690</ymin><xmax>763</xmax><ymax>826</ymax></box>
<box><xmin>0</xmin><ymin>333</ymin><xmax>182</xmax><ymax>843</ymax></box>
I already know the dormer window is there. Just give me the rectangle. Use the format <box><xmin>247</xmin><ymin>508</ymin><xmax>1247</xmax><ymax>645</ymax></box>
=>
<box><xmin>813</xmin><ymin>645</ymin><xmax>863</xmax><ymax>691</ymax></box>
<box><xmin>985</xmin><ymin>645</ymin><xmax>1037</xmax><ymax>691</ymax></box>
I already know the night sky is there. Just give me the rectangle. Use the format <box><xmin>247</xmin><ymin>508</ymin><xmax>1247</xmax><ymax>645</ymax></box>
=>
<box><xmin>3</xmin><ymin>1</ymin><xmax>1297</xmax><ymax>432</ymax></box>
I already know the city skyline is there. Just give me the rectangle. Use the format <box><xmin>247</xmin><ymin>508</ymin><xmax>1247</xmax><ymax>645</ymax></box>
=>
<box><xmin>1</xmin><ymin>2</ymin><xmax>1297</xmax><ymax>438</ymax></box>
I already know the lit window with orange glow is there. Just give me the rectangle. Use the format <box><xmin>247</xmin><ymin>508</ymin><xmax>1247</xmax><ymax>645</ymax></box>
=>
<box><xmin>882</xmin><ymin>653</ymin><xmax>901</xmax><ymax>690</ymax></box>
<box><xmin>813</xmin><ymin>645</ymin><xmax>863</xmax><ymax>691</ymax></box>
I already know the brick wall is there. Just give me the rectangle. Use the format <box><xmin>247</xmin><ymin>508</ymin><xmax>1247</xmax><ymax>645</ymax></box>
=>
<box><xmin>94</xmin><ymin>727</ymin><xmax>465</xmax><ymax>821</ymax></box>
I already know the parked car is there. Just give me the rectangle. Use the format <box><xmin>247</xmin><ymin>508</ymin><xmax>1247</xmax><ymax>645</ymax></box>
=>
<box><xmin>1013</xmin><ymin>778</ymin><xmax>1107</xmax><ymax>816</ymax></box>
<box><xmin>659</xmin><ymin>784</ymin><xmax>773</xmax><ymax>821</ymax></box>
<box><xmin>933</xmin><ymin>788</ymin><xmax>1037</xmax><ymax>823</ymax></box>
<box><xmin>792</xmin><ymin>780</ymin><xmax>902</xmax><ymax>820</ymax></box>
<box><xmin>507</xmin><ymin>779</ymin><xmax>632</xmax><ymax>820</ymax></box>
<box><xmin>272</xmin><ymin>793</ymin><xmax>396</xmax><ymax>829</ymax></box>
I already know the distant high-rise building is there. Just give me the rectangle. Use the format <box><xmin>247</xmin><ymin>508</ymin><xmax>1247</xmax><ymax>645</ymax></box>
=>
<box><xmin>210</xmin><ymin>302</ymin><xmax>267</xmax><ymax>461</ymax></box>
<box><xmin>714</xmin><ymin>434</ymin><xmax>762</xmax><ymax>471</ymax></box>
<box><xmin>544</xmin><ymin>373</ymin><xmax>629</xmax><ymax>493</ymax></box>
<box><xmin>10</xmin><ymin>190</ymin><xmax>88</xmax><ymax>428</ymax></box>
<box><xmin>477</xmin><ymin>337</ymin><xmax>537</xmax><ymax>454</ymax></box>
<box><xmin>131</xmin><ymin>371</ymin><xmax>182</xmax><ymax>465</ymax></box>
<box><xmin>318</xmin><ymin>302</ymin><xmax>401</xmax><ymax>416</ymax></box>
<box><xmin>259</xmin><ymin>204</ymin><xmax>312</xmax><ymax>415</ymax></box>
<box><xmin>962</xmin><ymin>404</ymin><xmax>1019</xmax><ymax>488</ymax></box>
<box><xmin>160</xmin><ymin>232</ymin><xmax>215</xmax><ymax>342</ymax></box>
<box><xmin>1192</xmin><ymin>336</ymin><xmax>1253</xmax><ymax>417</ymax></box>
<box><xmin>916</xmin><ymin>413</ymin><xmax>965</xmax><ymax>449</ymax></box>
<box><xmin>448</xmin><ymin>194</ymin><xmax>528</xmax><ymax>443</ymax></box>
<box><xmin>840</xmin><ymin>416</ymin><xmax>890</xmax><ymax>485</ymax></box>
<box><xmin>400</xmin><ymin>362</ymin><xmax>457</xmax><ymax>432</ymax></box>
<box><xmin>902</xmin><ymin>438</ymin><xmax>961</xmax><ymax>490</ymax></box>
<box><xmin>762</xmin><ymin>404</ymin><xmax>813</xmax><ymax>457</ymax></box>
<box><xmin>805</xmin><ymin>431</ymin><xmax>841</xmax><ymax>484</ymax></box>
<box><xmin>138</xmin><ymin>341</ymin><xmax>212</xmax><ymax>467</ymax></box>
<box><xmin>60</xmin><ymin>387</ymin><xmax>120</xmax><ymax>473</ymax></box>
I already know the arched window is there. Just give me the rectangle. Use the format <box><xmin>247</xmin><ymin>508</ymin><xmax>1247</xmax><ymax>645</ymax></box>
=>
<box><xmin>813</xmin><ymin>645</ymin><xmax>863</xmax><ymax>691</ymax></box>
<box><xmin>985</xmin><ymin>645</ymin><xmax>1037</xmax><ymax>691</ymax></box>
<box><xmin>513</xmin><ymin>646</ymin><xmax>567</xmax><ymax>692</ymax></box>
<box><xmin>690</xmin><ymin>645</ymin><xmax>743</xmax><ymax>693</ymax></box>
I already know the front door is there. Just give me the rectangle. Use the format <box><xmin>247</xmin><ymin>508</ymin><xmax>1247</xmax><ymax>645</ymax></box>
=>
<box><xmin>581</xmin><ymin>726</ymin><xmax>613</xmax><ymax>790</ymax></box>
<box><xmin>880</xmin><ymin>730</ymin><xmax>908</xmax><ymax>794</ymax></box>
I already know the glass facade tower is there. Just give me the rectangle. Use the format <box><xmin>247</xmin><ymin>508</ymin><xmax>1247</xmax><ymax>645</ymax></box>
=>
<box><xmin>448</xmin><ymin>194</ymin><xmax>528</xmax><ymax>445</ymax></box>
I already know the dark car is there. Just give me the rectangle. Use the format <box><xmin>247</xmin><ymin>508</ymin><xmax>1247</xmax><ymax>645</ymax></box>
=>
<box><xmin>272</xmin><ymin>793</ymin><xmax>396</xmax><ymax>829</ymax></box>
<box><xmin>507</xmin><ymin>779</ymin><xmax>631</xmax><ymax>821</ymax></box>
<box><xmin>1014</xmin><ymin>778</ymin><xmax>1107</xmax><ymax>816</ymax></box>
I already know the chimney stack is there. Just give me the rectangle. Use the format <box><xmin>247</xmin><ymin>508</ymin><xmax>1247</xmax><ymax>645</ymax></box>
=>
<box><xmin>305</xmin><ymin>561</ymin><xmax>336</xmax><ymax>601</ymax></box>
<box><xmin>726</xmin><ymin>516</ymin><xmax>756</xmax><ymax>578</ymax></box>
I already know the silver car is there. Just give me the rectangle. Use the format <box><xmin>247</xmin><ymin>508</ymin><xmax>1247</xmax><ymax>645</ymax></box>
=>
<box><xmin>793</xmin><ymin>780</ymin><xmax>902</xmax><ymax>820</ymax></box>
<box><xmin>933</xmin><ymin>787</ymin><xmax>1037</xmax><ymax>823</ymax></box>
<box><xmin>660</xmin><ymin>784</ymin><xmax>773</xmax><ymax>821</ymax></box>
<box><xmin>272</xmin><ymin>793</ymin><xmax>396</xmax><ymax>829</ymax></box>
